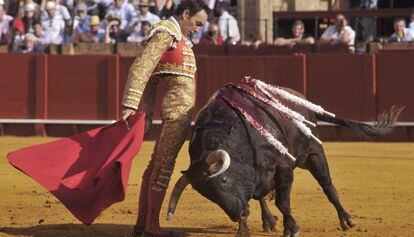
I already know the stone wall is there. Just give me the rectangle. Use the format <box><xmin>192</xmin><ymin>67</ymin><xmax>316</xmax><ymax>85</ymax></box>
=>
<box><xmin>238</xmin><ymin>0</ymin><xmax>273</xmax><ymax>43</ymax></box>
<box><xmin>272</xmin><ymin>0</ymin><xmax>329</xmax><ymax>11</ymax></box>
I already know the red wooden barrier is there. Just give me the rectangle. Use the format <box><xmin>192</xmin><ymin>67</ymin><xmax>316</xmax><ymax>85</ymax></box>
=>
<box><xmin>376</xmin><ymin>53</ymin><xmax>414</xmax><ymax>121</ymax></box>
<box><xmin>0</xmin><ymin>54</ymin><xmax>37</xmax><ymax>118</ymax></box>
<box><xmin>306</xmin><ymin>53</ymin><xmax>376</xmax><ymax>121</ymax></box>
<box><xmin>46</xmin><ymin>55</ymin><xmax>119</xmax><ymax>120</ymax></box>
<box><xmin>35</xmin><ymin>55</ymin><xmax>48</xmax><ymax>119</ymax></box>
<box><xmin>0</xmin><ymin>53</ymin><xmax>413</xmax><ymax>141</ymax></box>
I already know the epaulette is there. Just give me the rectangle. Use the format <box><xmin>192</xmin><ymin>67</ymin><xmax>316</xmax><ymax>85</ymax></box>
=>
<box><xmin>147</xmin><ymin>18</ymin><xmax>182</xmax><ymax>42</ymax></box>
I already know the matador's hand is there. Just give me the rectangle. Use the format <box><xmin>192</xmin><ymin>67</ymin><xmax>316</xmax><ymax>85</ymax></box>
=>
<box><xmin>121</xmin><ymin>108</ymin><xmax>151</xmax><ymax>134</ymax></box>
<box><xmin>121</xmin><ymin>108</ymin><xmax>136</xmax><ymax>121</ymax></box>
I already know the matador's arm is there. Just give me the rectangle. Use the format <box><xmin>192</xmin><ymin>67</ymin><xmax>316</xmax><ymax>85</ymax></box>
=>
<box><xmin>122</xmin><ymin>31</ymin><xmax>174</xmax><ymax>110</ymax></box>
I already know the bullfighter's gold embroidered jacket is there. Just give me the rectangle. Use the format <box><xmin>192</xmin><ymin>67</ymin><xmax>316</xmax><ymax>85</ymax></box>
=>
<box><xmin>122</xmin><ymin>17</ymin><xmax>196</xmax><ymax>110</ymax></box>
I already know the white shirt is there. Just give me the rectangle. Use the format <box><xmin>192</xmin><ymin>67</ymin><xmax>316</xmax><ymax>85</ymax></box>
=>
<box><xmin>99</xmin><ymin>0</ymin><xmax>115</xmax><ymax>7</ymax></box>
<box><xmin>360</xmin><ymin>0</ymin><xmax>378</xmax><ymax>9</ymax></box>
<box><xmin>41</xmin><ymin>4</ymin><xmax>71</xmax><ymax>22</ymax></box>
<box><xmin>409</xmin><ymin>22</ymin><xmax>414</xmax><ymax>34</ymax></box>
<box><xmin>38</xmin><ymin>31</ymin><xmax>50</xmax><ymax>44</ymax></box>
<box><xmin>202</xmin><ymin>0</ymin><xmax>215</xmax><ymax>10</ymax></box>
<box><xmin>321</xmin><ymin>25</ymin><xmax>356</xmax><ymax>46</ymax></box>
<box><xmin>106</xmin><ymin>2</ymin><xmax>137</xmax><ymax>30</ymax></box>
<box><xmin>218</xmin><ymin>11</ymin><xmax>240</xmax><ymax>42</ymax></box>
<box><xmin>391</xmin><ymin>28</ymin><xmax>414</xmax><ymax>42</ymax></box>
<box><xmin>41</xmin><ymin>16</ymin><xmax>65</xmax><ymax>44</ymax></box>
<box><xmin>127</xmin><ymin>31</ymin><xmax>146</xmax><ymax>43</ymax></box>
<box><xmin>136</xmin><ymin>11</ymin><xmax>160</xmax><ymax>25</ymax></box>
<box><xmin>0</xmin><ymin>14</ymin><xmax>13</xmax><ymax>42</ymax></box>
<box><xmin>13</xmin><ymin>33</ymin><xmax>25</xmax><ymax>46</ymax></box>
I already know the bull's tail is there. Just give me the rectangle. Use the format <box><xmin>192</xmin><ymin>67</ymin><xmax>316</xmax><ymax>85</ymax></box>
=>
<box><xmin>315</xmin><ymin>106</ymin><xmax>405</xmax><ymax>138</ymax></box>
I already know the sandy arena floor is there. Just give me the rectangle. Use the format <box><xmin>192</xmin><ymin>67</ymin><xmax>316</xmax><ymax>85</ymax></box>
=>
<box><xmin>0</xmin><ymin>137</ymin><xmax>413</xmax><ymax>237</ymax></box>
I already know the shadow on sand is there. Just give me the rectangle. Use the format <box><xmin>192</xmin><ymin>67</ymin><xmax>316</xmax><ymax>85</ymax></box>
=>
<box><xmin>0</xmin><ymin>223</ymin><xmax>237</xmax><ymax>237</ymax></box>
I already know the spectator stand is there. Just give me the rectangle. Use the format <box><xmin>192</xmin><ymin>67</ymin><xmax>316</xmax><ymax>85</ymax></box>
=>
<box><xmin>273</xmin><ymin>8</ymin><xmax>412</xmax><ymax>42</ymax></box>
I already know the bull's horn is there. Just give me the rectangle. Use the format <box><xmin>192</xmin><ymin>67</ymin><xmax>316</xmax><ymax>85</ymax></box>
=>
<box><xmin>207</xmin><ymin>149</ymin><xmax>231</xmax><ymax>179</ymax></box>
<box><xmin>166</xmin><ymin>174</ymin><xmax>189</xmax><ymax>220</ymax></box>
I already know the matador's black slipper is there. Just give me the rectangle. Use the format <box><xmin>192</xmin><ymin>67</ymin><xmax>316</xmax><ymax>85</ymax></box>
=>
<box><xmin>131</xmin><ymin>226</ymin><xmax>145</xmax><ymax>237</ymax></box>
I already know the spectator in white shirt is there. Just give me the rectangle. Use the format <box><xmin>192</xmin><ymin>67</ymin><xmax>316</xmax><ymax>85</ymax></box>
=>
<box><xmin>41</xmin><ymin>0</ymin><xmax>71</xmax><ymax>25</ymax></box>
<box><xmin>133</xmin><ymin>0</ymin><xmax>160</xmax><ymax>26</ymax></box>
<box><xmin>390</xmin><ymin>18</ymin><xmax>414</xmax><ymax>42</ymax></box>
<box><xmin>41</xmin><ymin>1</ymin><xmax>65</xmax><ymax>44</ymax></box>
<box><xmin>137</xmin><ymin>0</ymin><xmax>161</xmax><ymax>25</ymax></box>
<box><xmin>0</xmin><ymin>3</ymin><xmax>13</xmax><ymax>44</ymax></box>
<box><xmin>217</xmin><ymin>1</ymin><xmax>240</xmax><ymax>44</ymax></box>
<box><xmin>319</xmin><ymin>14</ymin><xmax>355</xmax><ymax>46</ymax></box>
<box><xmin>409</xmin><ymin>10</ymin><xmax>414</xmax><ymax>33</ymax></box>
<box><xmin>128</xmin><ymin>0</ymin><xmax>160</xmax><ymax>37</ymax></box>
<box><xmin>106</xmin><ymin>0</ymin><xmax>137</xmax><ymax>30</ymax></box>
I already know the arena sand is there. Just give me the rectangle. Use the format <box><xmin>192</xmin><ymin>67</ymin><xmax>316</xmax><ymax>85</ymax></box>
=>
<box><xmin>0</xmin><ymin>137</ymin><xmax>413</xmax><ymax>237</ymax></box>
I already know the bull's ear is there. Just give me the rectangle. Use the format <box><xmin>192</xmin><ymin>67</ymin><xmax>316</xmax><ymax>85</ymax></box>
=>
<box><xmin>181</xmin><ymin>170</ymin><xmax>189</xmax><ymax>175</ymax></box>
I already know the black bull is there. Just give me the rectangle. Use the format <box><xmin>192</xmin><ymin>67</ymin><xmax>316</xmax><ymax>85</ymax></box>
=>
<box><xmin>166</xmin><ymin>83</ymin><xmax>403</xmax><ymax>237</ymax></box>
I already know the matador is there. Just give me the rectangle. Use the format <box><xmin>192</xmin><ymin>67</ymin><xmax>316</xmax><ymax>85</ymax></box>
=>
<box><xmin>121</xmin><ymin>1</ymin><xmax>208</xmax><ymax>236</ymax></box>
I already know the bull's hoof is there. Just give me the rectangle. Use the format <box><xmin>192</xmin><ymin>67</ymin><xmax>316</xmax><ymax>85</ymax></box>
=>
<box><xmin>143</xmin><ymin>231</ymin><xmax>185</xmax><ymax>237</ymax></box>
<box><xmin>235</xmin><ymin>230</ymin><xmax>250</xmax><ymax>237</ymax></box>
<box><xmin>339</xmin><ymin>212</ymin><xmax>356</xmax><ymax>231</ymax></box>
<box><xmin>283</xmin><ymin>225</ymin><xmax>300</xmax><ymax>237</ymax></box>
<box><xmin>283</xmin><ymin>230</ymin><xmax>300</xmax><ymax>237</ymax></box>
<box><xmin>262</xmin><ymin>215</ymin><xmax>277</xmax><ymax>232</ymax></box>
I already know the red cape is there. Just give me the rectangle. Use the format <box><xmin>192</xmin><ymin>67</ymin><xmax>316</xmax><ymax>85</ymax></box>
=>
<box><xmin>7</xmin><ymin>112</ymin><xmax>146</xmax><ymax>225</ymax></box>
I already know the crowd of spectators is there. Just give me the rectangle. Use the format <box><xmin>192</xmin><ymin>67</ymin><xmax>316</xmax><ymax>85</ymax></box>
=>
<box><xmin>0</xmin><ymin>0</ymin><xmax>242</xmax><ymax>53</ymax></box>
<box><xmin>1</xmin><ymin>0</ymin><xmax>414</xmax><ymax>54</ymax></box>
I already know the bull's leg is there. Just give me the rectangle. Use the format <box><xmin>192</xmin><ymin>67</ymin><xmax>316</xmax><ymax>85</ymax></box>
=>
<box><xmin>259</xmin><ymin>198</ymin><xmax>277</xmax><ymax>232</ymax></box>
<box><xmin>275</xmin><ymin>166</ymin><xmax>300</xmax><ymax>237</ymax></box>
<box><xmin>304</xmin><ymin>151</ymin><xmax>355</xmax><ymax>231</ymax></box>
<box><xmin>235</xmin><ymin>217</ymin><xmax>250</xmax><ymax>237</ymax></box>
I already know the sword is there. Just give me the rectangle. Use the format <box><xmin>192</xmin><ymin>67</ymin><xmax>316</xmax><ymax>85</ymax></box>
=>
<box><xmin>124</xmin><ymin>120</ymin><xmax>130</xmax><ymax>131</ymax></box>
